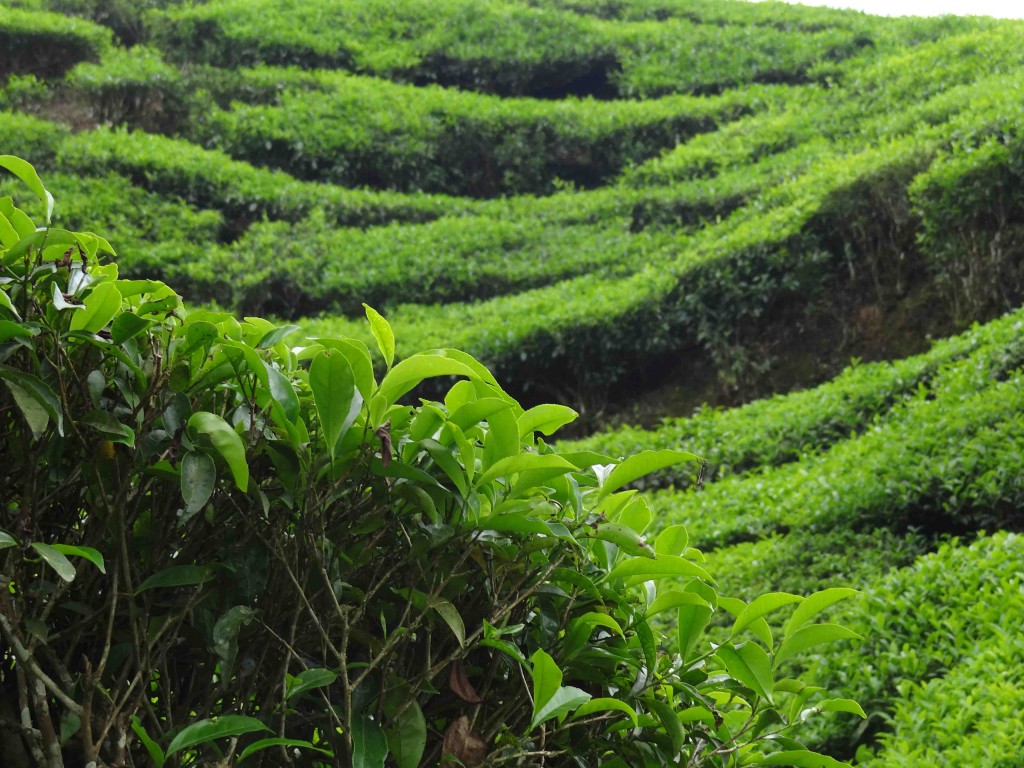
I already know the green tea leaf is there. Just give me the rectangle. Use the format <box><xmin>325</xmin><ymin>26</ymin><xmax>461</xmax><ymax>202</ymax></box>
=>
<box><xmin>385</xmin><ymin>700</ymin><xmax>426</xmax><ymax>768</ymax></box>
<box><xmin>286</xmin><ymin>668</ymin><xmax>338</xmax><ymax>700</ymax></box>
<box><xmin>51</xmin><ymin>544</ymin><xmax>105</xmax><ymax>574</ymax></box>
<box><xmin>753</xmin><ymin>750</ymin><xmax>848</xmax><ymax>767</ymax></box>
<box><xmin>352</xmin><ymin>714</ymin><xmax>388</xmax><ymax>768</ymax></box>
<box><xmin>378</xmin><ymin>353</ymin><xmax>479</xmax><ymax>406</ymax></box>
<box><xmin>530</xmin><ymin>649</ymin><xmax>562</xmax><ymax>715</ymax></box>
<box><xmin>31</xmin><ymin>542</ymin><xmax>76</xmax><ymax>582</ymax></box>
<box><xmin>784</xmin><ymin>588</ymin><xmax>860</xmax><ymax>637</ymax></box>
<box><xmin>130</xmin><ymin>716</ymin><xmax>165</xmax><ymax>768</ymax></box>
<box><xmin>518</xmin><ymin>404</ymin><xmax>578</xmax><ymax>437</ymax></box>
<box><xmin>309</xmin><ymin>350</ymin><xmax>362</xmax><ymax>460</ymax></box>
<box><xmin>188</xmin><ymin>412</ymin><xmax>249</xmax><ymax>491</ymax></box>
<box><xmin>5</xmin><ymin>380</ymin><xmax>49</xmax><ymax>439</ymax></box>
<box><xmin>732</xmin><ymin>593</ymin><xmax>803</xmax><ymax>638</ymax></box>
<box><xmin>166</xmin><ymin>716</ymin><xmax>271</xmax><ymax>757</ymax></box>
<box><xmin>256</xmin><ymin>323</ymin><xmax>301</xmax><ymax>349</ymax></box>
<box><xmin>80</xmin><ymin>409</ymin><xmax>135</xmax><ymax>447</ymax></box>
<box><xmin>531</xmin><ymin>685</ymin><xmax>591</xmax><ymax>730</ymax></box>
<box><xmin>69</xmin><ymin>282</ymin><xmax>122</xmax><ymax>333</ymax></box>
<box><xmin>0</xmin><ymin>367</ymin><xmax>63</xmax><ymax>436</ymax></box>
<box><xmin>212</xmin><ymin>606</ymin><xmax>255</xmax><ymax>682</ymax></box>
<box><xmin>0</xmin><ymin>530</ymin><xmax>18</xmax><ymax>549</ymax></box>
<box><xmin>775</xmin><ymin>624</ymin><xmax>862</xmax><ymax>668</ymax></box>
<box><xmin>607</xmin><ymin>555</ymin><xmax>712</xmax><ymax>583</ymax></box>
<box><xmin>717</xmin><ymin>643</ymin><xmax>774</xmax><ymax>703</ymax></box>
<box><xmin>239</xmin><ymin>738</ymin><xmax>332</xmax><ymax>763</ymax></box>
<box><xmin>647</xmin><ymin>590</ymin><xmax>710</xmax><ymax>618</ymax></box>
<box><xmin>600</xmin><ymin>450</ymin><xmax>700</xmax><ymax>498</ymax></box>
<box><xmin>678</xmin><ymin>603</ymin><xmax>714</xmax><ymax>662</ymax></box>
<box><xmin>804</xmin><ymin>698</ymin><xmax>867</xmax><ymax>719</ymax></box>
<box><xmin>363</xmin><ymin>304</ymin><xmax>395</xmax><ymax>369</ymax></box>
<box><xmin>433</xmin><ymin>600</ymin><xmax>465</xmax><ymax>647</ymax></box>
<box><xmin>649</xmin><ymin>698</ymin><xmax>684</xmax><ymax>759</ymax></box>
<box><xmin>654</xmin><ymin>525</ymin><xmax>689</xmax><ymax>557</ymax></box>
<box><xmin>135</xmin><ymin>564</ymin><xmax>215</xmax><ymax>593</ymax></box>
<box><xmin>0</xmin><ymin>155</ymin><xmax>54</xmax><ymax>223</ymax></box>
<box><xmin>476</xmin><ymin>453</ymin><xmax>577</xmax><ymax>486</ymax></box>
<box><xmin>572</xmin><ymin>697</ymin><xmax>638</xmax><ymax>727</ymax></box>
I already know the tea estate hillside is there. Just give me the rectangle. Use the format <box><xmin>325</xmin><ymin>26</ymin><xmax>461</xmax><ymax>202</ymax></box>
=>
<box><xmin>3</xmin><ymin>0</ymin><xmax>1024</xmax><ymax>764</ymax></box>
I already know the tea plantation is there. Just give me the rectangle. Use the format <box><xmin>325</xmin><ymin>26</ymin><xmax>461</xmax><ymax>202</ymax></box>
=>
<box><xmin>3</xmin><ymin>0</ymin><xmax>1024</xmax><ymax>764</ymax></box>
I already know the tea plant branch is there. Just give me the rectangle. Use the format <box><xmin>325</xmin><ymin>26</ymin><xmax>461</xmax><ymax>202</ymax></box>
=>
<box><xmin>0</xmin><ymin>612</ymin><xmax>83</xmax><ymax>716</ymax></box>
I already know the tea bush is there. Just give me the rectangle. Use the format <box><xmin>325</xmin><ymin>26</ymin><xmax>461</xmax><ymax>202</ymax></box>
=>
<box><xmin>562</xmin><ymin>306</ymin><xmax>1024</xmax><ymax>491</ymax></box>
<box><xmin>0</xmin><ymin>158</ymin><xmax>863</xmax><ymax>767</ymax></box>
<box><xmin>0</xmin><ymin>6</ymin><xmax>112</xmax><ymax>77</ymax></box>
<box><xmin>809</xmin><ymin>533</ymin><xmax>1024</xmax><ymax>756</ymax></box>
<box><xmin>64</xmin><ymin>45</ymin><xmax>187</xmax><ymax>133</ymax></box>
<box><xmin>189</xmin><ymin>67</ymin><xmax>763</xmax><ymax>196</ymax></box>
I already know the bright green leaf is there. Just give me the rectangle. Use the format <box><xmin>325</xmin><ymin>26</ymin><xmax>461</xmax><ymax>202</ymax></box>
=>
<box><xmin>717</xmin><ymin>643</ymin><xmax>774</xmax><ymax>703</ymax></box>
<box><xmin>732</xmin><ymin>593</ymin><xmax>803</xmax><ymax>638</ymax></box>
<box><xmin>599</xmin><ymin>450</ymin><xmax>700</xmax><ymax>498</ymax></box>
<box><xmin>69</xmin><ymin>282</ymin><xmax>121</xmax><ymax>334</ymax></box>
<box><xmin>784</xmin><ymin>588</ymin><xmax>860</xmax><ymax>637</ymax></box>
<box><xmin>775</xmin><ymin>624</ymin><xmax>862</xmax><ymax>668</ymax></box>
<box><xmin>518</xmin><ymin>404</ymin><xmax>578</xmax><ymax>438</ymax></box>
<box><xmin>0</xmin><ymin>155</ymin><xmax>53</xmax><ymax>223</ymax></box>
<box><xmin>363</xmin><ymin>304</ymin><xmax>395</xmax><ymax>369</ymax></box>
<box><xmin>51</xmin><ymin>544</ymin><xmax>104</xmax><ymax>574</ymax></box>
<box><xmin>309</xmin><ymin>350</ymin><xmax>362</xmax><ymax>460</ymax></box>
<box><xmin>188</xmin><ymin>412</ymin><xmax>249</xmax><ymax>491</ymax></box>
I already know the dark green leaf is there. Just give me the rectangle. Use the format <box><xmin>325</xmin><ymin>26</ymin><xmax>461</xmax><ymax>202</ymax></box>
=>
<box><xmin>181</xmin><ymin>451</ymin><xmax>216</xmax><ymax>514</ymax></box>
<box><xmin>385</xmin><ymin>700</ymin><xmax>426</xmax><ymax>768</ymax></box>
<box><xmin>352</xmin><ymin>714</ymin><xmax>388</xmax><ymax>768</ymax></box>
<box><xmin>135</xmin><ymin>564</ymin><xmax>214</xmax><ymax>593</ymax></box>
<box><xmin>166</xmin><ymin>716</ymin><xmax>271</xmax><ymax>757</ymax></box>
<box><xmin>286</xmin><ymin>668</ymin><xmax>338</xmax><ymax>700</ymax></box>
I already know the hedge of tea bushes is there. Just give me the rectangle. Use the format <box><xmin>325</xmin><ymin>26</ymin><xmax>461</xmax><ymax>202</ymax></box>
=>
<box><xmin>0</xmin><ymin>109</ymin><xmax>70</xmax><ymax>163</ymax></box>
<box><xmin>189</xmin><ymin>67</ymin><xmax>775</xmax><ymax>196</ymax></box>
<box><xmin>0</xmin><ymin>5</ymin><xmax>112</xmax><ymax>77</ymax></box>
<box><xmin>648</xmin><ymin>354</ymin><xmax>1024</xmax><ymax>550</ymax></box>
<box><xmin>146</xmin><ymin>0</ymin><xmax>873</xmax><ymax>98</ymax></box>
<box><xmin>524</xmin><ymin>0</ymin><xmax>871</xmax><ymax>30</ymax></box>
<box><xmin>911</xmin><ymin>136</ymin><xmax>1024</xmax><ymax>320</ymax></box>
<box><xmin>172</xmin><ymin>210</ymin><xmax>669</xmax><ymax>317</ymax></box>
<box><xmin>170</xmin><ymin>160</ymin><xmax>789</xmax><ymax>316</ymax></box>
<box><xmin>302</xmin><ymin>131</ymin><xmax>938</xmax><ymax>398</ymax></box>
<box><xmin>561</xmin><ymin>307</ymin><xmax>1024</xmax><ymax>491</ymax></box>
<box><xmin>63</xmin><ymin>45</ymin><xmax>187</xmax><ymax>132</ymax></box>
<box><xmin>808</xmin><ymin>532</ymin><xmax>1024</xmax><ymax>758</ymax></box>
<box><xmin>857</xmin><ymin>640</ymin><xmax>1024</xmax><ymax>767</ymax></box>
<box><xmin>702</xmin><ymin>530</ymin><xmax>1024</xmax><ymax>761</ymax></box>
<box><xmin>53</xmin><ymin>127</ymin><xmax>472</xmax><ymax>227</ymax></box>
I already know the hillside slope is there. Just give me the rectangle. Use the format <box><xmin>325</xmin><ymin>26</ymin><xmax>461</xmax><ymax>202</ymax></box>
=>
<box><xmin>3</xmin><ymin>0</ymin><xmax>1024</xmax><ymax>763</ymax></box>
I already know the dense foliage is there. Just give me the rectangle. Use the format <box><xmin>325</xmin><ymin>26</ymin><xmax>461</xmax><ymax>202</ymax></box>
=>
<box><xmin>3</xmin><ymin>0</ymin><xmax>1024</xmax><ymax>764</ymax></box>
<box><xmin>0</xmin><ymin>161</ymin><xmax>863</xmax><ymax>767</ymax></box>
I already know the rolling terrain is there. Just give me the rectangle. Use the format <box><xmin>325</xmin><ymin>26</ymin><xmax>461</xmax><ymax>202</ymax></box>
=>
<box><xmin>3</xmin><ymin>0</ymin><xmax>1024</xmax><ymax>762</ymax></box>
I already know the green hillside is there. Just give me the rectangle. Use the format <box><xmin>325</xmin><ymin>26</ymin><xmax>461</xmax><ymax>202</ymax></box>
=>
<box><xmin>3</xmin><ymin>0</ymin><xmax>1024</xmax><ymax>763</ymax></box>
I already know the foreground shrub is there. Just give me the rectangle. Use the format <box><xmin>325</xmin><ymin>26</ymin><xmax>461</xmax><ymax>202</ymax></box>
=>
<box><xmin>0</xmin><ymin>158</ymin><xmax>859</xmax><ymax>767</ymax></box>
